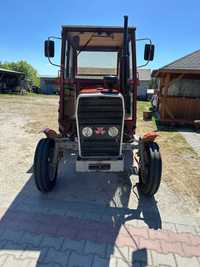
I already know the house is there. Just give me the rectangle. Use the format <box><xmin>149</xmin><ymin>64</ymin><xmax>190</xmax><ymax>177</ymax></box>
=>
<box><xmin>152</xmin><ymin>49</ymin><xmax>200</xmax><ymax>125</ymax></box>
<box><xmin>0</xmin><ymin>67</ymin><xmax>25</xmax><ymax>93</ymax></box>
<box><xmin>137</xmin><ymin>69</ymin><xmax>151</xmax><ymax>99</ymax></box>
<box><xmin>40</xmin><ymin>75</ymin><xmax>59</xmax><ymax>94</ymax></box>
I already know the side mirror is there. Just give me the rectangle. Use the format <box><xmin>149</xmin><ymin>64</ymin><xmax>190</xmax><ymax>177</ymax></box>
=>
<box><xmin>44</xmin><ymin>40</ymin><xmax>55</xmax><ymax>58</ymax></box>
<box><xmin>144</xmin><ymin>44</ymin><xmax>155</xmax><ymax>61</ymax></box>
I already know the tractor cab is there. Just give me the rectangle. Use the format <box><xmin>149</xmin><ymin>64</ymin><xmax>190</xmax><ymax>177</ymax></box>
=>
<box><xmin>45</xmin><ymin>18</ymin><xmax>154</xmax><ymax>139</ymax></box>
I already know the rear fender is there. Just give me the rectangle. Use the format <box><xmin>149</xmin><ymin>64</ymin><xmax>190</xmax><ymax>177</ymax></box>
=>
<box><xmin>142</xmin><ymin>131</ymin><xmax>159</xmax><ymax>142</ymax></box>
<box><xmin>41</xmin><ymin>128</ymin><xmax>59</xmax><ymax>139</ymax></box>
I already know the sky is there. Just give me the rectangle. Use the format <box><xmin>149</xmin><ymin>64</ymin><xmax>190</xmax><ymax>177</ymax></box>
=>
<box><xmin>0</xmin><ymin>0</ymin><xmax>199</xmax><ymax>76</ymax></box>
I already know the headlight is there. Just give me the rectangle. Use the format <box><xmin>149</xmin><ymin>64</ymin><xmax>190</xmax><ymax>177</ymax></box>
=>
<box><xmin>108</xmin><ymin>127</ymin><xmax>119</xmax><ymax>137</ymax></box>
<box><xmin>82</xmin><ymin>127</ymin><xmax>93</xmax><ymax>137</ymax></box>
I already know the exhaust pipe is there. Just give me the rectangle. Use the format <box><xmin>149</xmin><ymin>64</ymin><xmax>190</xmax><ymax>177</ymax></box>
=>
<box><xmin>122</xmin><ymin>16</ymin><xmax>130</xmax><ymax>114</ymax></box>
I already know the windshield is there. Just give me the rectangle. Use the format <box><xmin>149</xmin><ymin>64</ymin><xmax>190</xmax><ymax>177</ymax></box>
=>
<box><xmin>77</xmin><ymin>51</ymin><xmax>118</xmax><ymax>76</ymax></box>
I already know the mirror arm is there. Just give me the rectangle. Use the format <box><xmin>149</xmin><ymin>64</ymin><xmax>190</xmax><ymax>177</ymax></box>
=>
<box><xmin>136</xmin><ymin>38</ymin><xmax>152</xmax><ymax>45</ymax></box>
<box><xmin>47</xmin><ymin>36</ymin><xmax>62</xmax><ymax>68</ymax></box>
<box><xmin>137</xmin><ymin>60</ymin><xmax>151</xmax><ymax>69</ymax></box>
<box><xmin>136</xmin><ymin>38</ymin><xmax>152</xmax><ymax>68</ymax></box>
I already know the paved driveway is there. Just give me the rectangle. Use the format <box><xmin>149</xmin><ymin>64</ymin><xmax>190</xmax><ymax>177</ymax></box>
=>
<box><xmin>180</xmin><ymin>130</ymin><xmax>200</xmax><ymax>156</ymax></box>
<box><xmin>0</xmin><ymin>151</ymin><xmax>200</xmax><ymax>267</ymax></box>
<box><xmin>0</xmin><ymin>97</ymin><xmax>200</xmax><ymax>267</ymax></box>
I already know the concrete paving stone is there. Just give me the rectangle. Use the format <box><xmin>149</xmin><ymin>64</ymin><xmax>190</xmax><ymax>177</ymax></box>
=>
<box><xmin>101</xmin><ymin>214</ymin><xmax>114</xmax><ymax>223</ymax></box>
<box><xmin>82</xmin><ymin>212</ymin><xmax>101</xmax><ymax>221</ymax></box>
<box><xmin>160</xmin><ymin>240</ymin><xmax>184</xmax><ymax>257</ymax></box>
<box><xmin>182</xmin><ymin>242</ymin><xmax>200</xmax><ymax>257</ymax></box>
<box><xmin>134</xmin><ymin>220</ymin><xmax>149</xmax><ymax>228</ymax></box>
<box><xmin>175</xmin><ymin>223</ymin><xmax>197</xmax><ymax>235</ymax></box>
<box><xmin>20</xmin><ymin>244</ymin><xmax>44</xmax><ymax>261</ymax></box>
<box><xmin>45</xmin><ymin>208</ymin><xmax>66</xmax><ymax>217</ymax></box>
<box><xmin>116</xmin><ymin>258</ymin><xmax>133</xmax><ymax>267</ymax></box>
<box><xmin>1</xmin><ymin>240</ymin><xmax>26</xmax><ymax>258</ymax></box>
<box><xmin>26</xmin><ymin>258</ymin><xmax>40</xmax><ymax>267</ymax></box>
<box><xmin>84</xmin><ymin>240</ymin><xmax>106</xmax><ymax>258</ymax></box>
<box><xmin>94</xmin><ymin>255</ymin><xmax>117</xmax><ymax>267</ymax></box>
<box><xmin>22</xmin><ymin>232</ymin><xmax>43</xmax><ymax>247</ymax></box>
<box><xmin>0</xmin><ymin>255</ymin><xmax>8</xmax><ymax>266</ymax></box>
<box><xmin>125</xmin><ymin>220</ymin><xmax>139</xmax><ymax>228</ymax></box>
<box><xmin>62</xmin><ymin>239</ymin><xmax>85</xmax><ymax>253</ymax></box>
<box><xmin>186</xmin><ymin>234</ymin><xmax>200</xmax><ymax>246</ymax></box>
<box><xmin>78</xmin><ymin>228</ymin><xmax>97</xmax><ymax>243</ymax></box>
<box><xmin>139</xmin><ymin>238</ymin><xmax>162</xmax><ymax>254</ymax></box>
<box><xmin>175</xmin><ymin>254</ymin><xmax>200</xmax><ymax>267</ymax></box>
<box><xmin>0</xmin><ymin>229</ymin><xmax>24</xmax><ymax>243</ymax></box>
<box><xmin>126</xmin><ymin>225</ymin><xmax>149</xmax><ymax>239</ymax></box>
<box><xmin>40</xmin><ymin>235</ymin><xmax>64</xmax><ymax>250</ymax></box>
<box><xmin>68</xmin><ymin>251</ymin><xmax>93</xmax><ymax>267</ymax></box>
<box><xmin>162</xmin><ymin>222</ymin><xmax>177</xmax><ymax>232</ymax></box>
<box><xmin>0</xmin><ymin>225</ymin><xmax>6</xmax><ymax>236</ymax></box>
<box><xmin>36</xmin><ymin>263</ymin><xmax>61</xmax><ymax>267</ymax></box>
<box><xmin>35</xmin><ymin>247</ymin><xmax>49</xmax><ymax>263</ymax></box>
<box><xmin>0</xmin><ymin>240</ymin><xmax>7</xmax><ymax>251</ymax></box>
<box><xmin>151</xmin><ymin>251</ymin><xmax>176</xmax><ymax>267</ymax></box>
<box><xmin>2</xmin><ymin>255</ymin><xmax>30</xmax><ymax>267</ymax></box>
<box><xmin>65</xmin><ymin>210</ymin><xmax>84</xmax><ymax>220</ymax></box>
<box><xmin>43</xmin><ymin>248</ymin><xmax>70</xmax><ymax>266</ymax></box>
<box><xmin>107</xmin><ymin>245</ymin><xmax>129</xmax><ymax>261</ymax></box>
<box><xmin>195</xmin><ymin>225</ymin><xmax>200</xmax><ymax>234</ymax></box>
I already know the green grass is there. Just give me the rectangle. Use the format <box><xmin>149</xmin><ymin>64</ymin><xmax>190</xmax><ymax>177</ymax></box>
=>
<box><xmin>0</xmin><ymin>92</ymin><xmax>58</xmax><ymax>99</ymax></box>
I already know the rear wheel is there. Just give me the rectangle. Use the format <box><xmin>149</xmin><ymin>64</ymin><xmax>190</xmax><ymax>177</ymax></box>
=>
<box><xmin>34</xmin><ymin>138</ymin><xmax>58</xmax><ymax>193</ymax></box>
<box><xmin>138</xmin><ymin>141</ymin><xmax>162</xmax><ymax>196</ymax></box>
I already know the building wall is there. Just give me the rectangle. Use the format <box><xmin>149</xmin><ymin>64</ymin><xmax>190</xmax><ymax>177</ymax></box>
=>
<box><xmin>168</xmin><ymin>79</ymin><xmax>200</xmax><ymax>97</ymax></box>
<box><xmin>137</xmin><ymin>80</ymin><xmax>149</xmax><ymax>99</ymax></box>
<box><xmin>40</xmin><ymin>78</ymin><xmax>58</xmax><ymax>94</ymax></box>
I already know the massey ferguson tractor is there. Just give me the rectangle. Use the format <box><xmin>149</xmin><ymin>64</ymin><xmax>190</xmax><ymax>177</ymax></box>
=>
<box><xmin>34</xmin><ymin>16</ymin><xmax>162</xmax><ymax>196</ymax></box>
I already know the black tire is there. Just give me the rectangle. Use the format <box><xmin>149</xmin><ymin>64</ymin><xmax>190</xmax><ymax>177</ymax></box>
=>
<box><xmin>139</xmin><ymin>142</ymin><xmax>162</xmax><ymax>196</ymax></box>
<box><xmin>34</xmin><ymin>138</ymin><xmax>58</xmax><ymax>193</ymax></box>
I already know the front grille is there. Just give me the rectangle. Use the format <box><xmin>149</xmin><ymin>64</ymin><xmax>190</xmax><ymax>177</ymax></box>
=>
<box><xmin>76</xmin><ymin>94</ymin><xmax>124</xmax><ymax>158</ymax></box>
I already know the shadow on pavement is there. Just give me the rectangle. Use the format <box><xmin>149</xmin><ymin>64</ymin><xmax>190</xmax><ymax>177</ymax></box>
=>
<box><xmin>0</xmin><ymin>151</ymin><xmax>161</xmax><ymax>266</ymax></box>
<box><xmin>131</xmin><ymin>248</ymin><xmax>148</xmax><ymax>267</ymax></box>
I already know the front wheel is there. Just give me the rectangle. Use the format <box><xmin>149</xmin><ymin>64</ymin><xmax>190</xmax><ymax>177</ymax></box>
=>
<box><xmin>34</xmin><ymin>138</ymin><xmax>58</xmax><ymax>193</ymax></box>
<box><xmin>138</xmin><ymin>141</ymin><xmax>162</xmax><ymax>196</ymax></box>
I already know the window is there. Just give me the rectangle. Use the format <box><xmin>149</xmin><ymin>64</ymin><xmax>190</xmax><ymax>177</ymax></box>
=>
<box><xmin>77</xmin><ymin>51</ymin><xmax>118</xmax><ymax>76</ymax></box>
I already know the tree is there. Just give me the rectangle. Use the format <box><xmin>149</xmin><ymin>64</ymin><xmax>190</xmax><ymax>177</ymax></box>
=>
<box><xmin>0</xmin><ymin>60</ymin><xmax>39</xmax><ymax>86</ymax></box>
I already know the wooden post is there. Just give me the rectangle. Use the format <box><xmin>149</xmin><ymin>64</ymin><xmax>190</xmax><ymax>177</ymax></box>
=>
<box><xmin>161</xmin><ymin>73</ymin><xmax>171</xmax><ymax>120</ymax></box>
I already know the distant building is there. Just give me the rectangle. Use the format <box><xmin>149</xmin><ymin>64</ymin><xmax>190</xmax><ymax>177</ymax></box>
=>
<box><xmin>0</xmin><ymin>67</ymin><xmax>26</xmax><ymax>93</ymax></box>
<box><xmin>40</xmin><ymin>75</ymin><xmax>59</xmax><ymax>94</ymax></box>
<box><xmin>137</xmin><ymin>69</ymin><xmax>151</xmax><ymax>99</ymax></box>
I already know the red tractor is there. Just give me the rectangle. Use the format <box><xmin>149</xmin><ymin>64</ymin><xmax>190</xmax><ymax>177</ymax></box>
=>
<box><xmin>34</xmin><ymin>16</ymin><xmax>162</xmax><ymax>196</ymax></box>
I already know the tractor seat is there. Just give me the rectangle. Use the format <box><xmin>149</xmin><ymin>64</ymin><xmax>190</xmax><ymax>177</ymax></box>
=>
<box><xmin>103</xmin><ymin>75</ymin><xmax>119</xmax><ymax>90</ymax></box>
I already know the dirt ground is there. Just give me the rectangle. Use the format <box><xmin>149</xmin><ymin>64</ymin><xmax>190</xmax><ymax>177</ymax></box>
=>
<box><xmin>0</xmin><ymin>94</ymin><xmax>199</xmax><ymax>216</ymax></box>
<box><xmin>137</xmin><ymin>102</ymin><xmax>200</xmax><ymax>210</ymax></box>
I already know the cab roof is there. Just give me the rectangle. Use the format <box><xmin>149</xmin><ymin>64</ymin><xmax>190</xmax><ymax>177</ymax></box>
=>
<box><xmin>62</xmin><ymin>25</ymin><xmax>135</xmax><ymax>51</ymax></box>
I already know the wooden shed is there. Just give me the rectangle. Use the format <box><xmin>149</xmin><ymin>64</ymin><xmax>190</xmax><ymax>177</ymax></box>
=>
<box><xmin>152</xmin><ymin>50</ymin><xmax>200</xmax><ymax>125</ymax></box>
